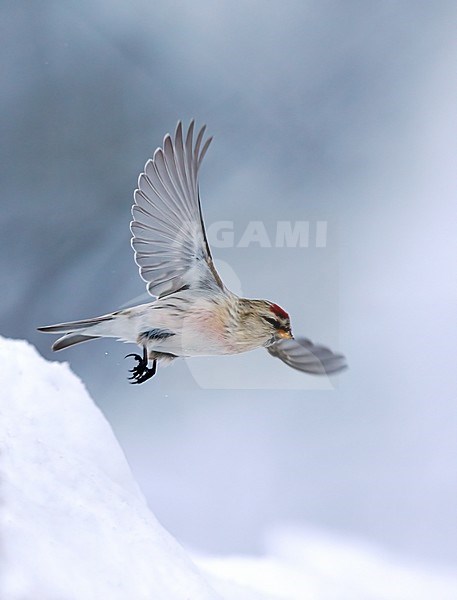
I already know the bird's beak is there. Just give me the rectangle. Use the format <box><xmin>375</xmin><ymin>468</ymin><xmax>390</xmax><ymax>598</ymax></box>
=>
<box><xmin>277</xmin><ymin>329</ymin><xmax>293</xmax><ymax>339</ymax></box>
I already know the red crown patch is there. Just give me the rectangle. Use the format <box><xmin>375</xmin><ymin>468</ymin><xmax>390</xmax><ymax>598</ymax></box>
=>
<box><xmin>270</xmin><ymin>303</ymin><xmax>289</xmax><ymax>320</ymax></box>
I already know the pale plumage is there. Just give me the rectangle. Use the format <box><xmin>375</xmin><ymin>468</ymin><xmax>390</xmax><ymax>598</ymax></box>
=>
<box><xmin>39</xmin><ymin>121</ymin><xmax>347</xmax><ymax>383</ymax></box>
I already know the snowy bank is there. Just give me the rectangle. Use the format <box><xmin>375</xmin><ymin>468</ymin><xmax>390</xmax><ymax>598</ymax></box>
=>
<box><xmin>0</xmin><ymin>337</ymin><xmax>220</xmax><ymax>600</ymax></box>
<box><xmin>1</xmin><ymin>336</ymin><xmax>457</xmax><ymax>600</ymax></box>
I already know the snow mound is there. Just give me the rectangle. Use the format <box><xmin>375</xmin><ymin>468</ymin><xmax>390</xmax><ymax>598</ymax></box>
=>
<box><xmin>0</xmin><ymin>337</ymin><xmax>220</xmax><ymax>600</ymax></box>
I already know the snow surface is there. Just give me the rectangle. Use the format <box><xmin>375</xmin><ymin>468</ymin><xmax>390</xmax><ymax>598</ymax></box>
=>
<box><xmin>197</xmin><ymin>527</ymin><xmax>457</xmax><ymax>600</ymax></box>
<box><xmin>1</xmin><ymin>336</ymin><xmax>457</xmax><ymax>600</ymax></box>
<box><xmin>0</xmin><ymin>337</ymin><xmax>220</xmax><ymax>600</ymax></box>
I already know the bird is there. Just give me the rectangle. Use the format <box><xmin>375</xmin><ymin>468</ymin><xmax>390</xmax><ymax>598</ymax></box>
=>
<box><xmin>38</xmin><ymin>121</ymin><xmax>347</xmax><ymax>384</ymax></box>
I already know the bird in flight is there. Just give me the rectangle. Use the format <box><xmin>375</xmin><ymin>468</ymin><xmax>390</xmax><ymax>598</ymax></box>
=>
<box><xmin>39</xmin><ymin>121</ymin><xmax>346</xmax><ymax>384</ymax></box>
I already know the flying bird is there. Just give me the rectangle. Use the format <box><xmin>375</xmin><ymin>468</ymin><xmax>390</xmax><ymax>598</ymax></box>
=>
<box><xmin>39</xmin><ymin>121</ymin><xmax>347</xmax><ymax>384</ymax></box>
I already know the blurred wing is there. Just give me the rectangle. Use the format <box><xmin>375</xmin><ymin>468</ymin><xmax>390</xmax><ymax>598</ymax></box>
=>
<box><xmin>267</xmin><ymin>337</ymin><xmax>347</xmax><ymax>375</ymax></box>
<box><xmin>131</xmin><ymin>121</ymin><xmax>224</xmax><ymax>298</ymax></box>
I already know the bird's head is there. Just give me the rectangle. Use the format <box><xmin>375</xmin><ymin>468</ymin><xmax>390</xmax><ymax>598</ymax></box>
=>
<box><xmin>237</xmin><ymin>299</ymin><xmax>292</xmax><ymax>346</ymax></box>
<box><xmin>262</xmin><ymin>302</ymin><xmax>293</xmax><ymax>343</ymax></box>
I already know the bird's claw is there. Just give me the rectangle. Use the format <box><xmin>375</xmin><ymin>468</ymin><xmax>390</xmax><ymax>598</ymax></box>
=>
<box><xmin>125</xmin><ymin>353</ymin><xmax>143</xmax><ymax>378</ymax></box>
<box><xmin>124</xmin><ymin>349</ymin><xmax>157</xmax><ymax>384</ymax></box>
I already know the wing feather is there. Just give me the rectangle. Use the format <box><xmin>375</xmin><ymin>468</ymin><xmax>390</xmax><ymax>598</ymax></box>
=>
<box><xmin>131</xmin><ymin>121</ymin><xmax>223</xmax><ymax>298</ymax></box>
<box><xmin>198</xmin><ymin>136</ymin><xmax>213</xmax><ymax>169</ymax></box>
<box><xmin>174</xmin><ymin>123</ymin><xmax>192</xmax><ymax>202</ymax></box>
<box><xmin>267</xmin><ymin>337</ymin><xmax>347</xmax><ymax>375</ymax></box>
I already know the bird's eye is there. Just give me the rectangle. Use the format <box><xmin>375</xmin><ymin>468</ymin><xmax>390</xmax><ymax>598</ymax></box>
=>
<box><xmin>262</xmin><ymin>316</ymin><xmax>282</xmax><ymax>329</ymax></box>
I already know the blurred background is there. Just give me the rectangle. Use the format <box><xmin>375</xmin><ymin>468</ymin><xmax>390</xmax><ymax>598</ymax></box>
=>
<box><xmin>2</xmin><ymin>0</ymin><xmax>457</xmax><ymax>571</ymax></box>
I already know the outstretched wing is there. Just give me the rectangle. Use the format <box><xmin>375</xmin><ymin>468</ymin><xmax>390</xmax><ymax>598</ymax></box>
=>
<box><xmin>267</xmin><ymin>337</ymin><xmax>347</xmax><ymax>375</ymax></box>
<box><xmin>131</xmin><ymin>121</ymin><xmax>224</xmax><ymax>298</ymax></box>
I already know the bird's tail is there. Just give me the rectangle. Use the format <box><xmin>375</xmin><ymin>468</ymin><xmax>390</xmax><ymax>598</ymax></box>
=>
<box><xmin>38</xmin><ymin>314</ymin><xmax>115</xmax><ymax>351</ymax></box>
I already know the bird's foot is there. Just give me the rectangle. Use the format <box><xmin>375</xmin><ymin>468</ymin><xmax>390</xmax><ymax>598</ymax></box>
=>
<box><xmin>125</xmin><ymin>347</ymin><xmax>157</xmax><ymax>384</ymax></box>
